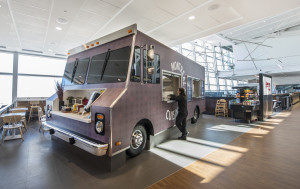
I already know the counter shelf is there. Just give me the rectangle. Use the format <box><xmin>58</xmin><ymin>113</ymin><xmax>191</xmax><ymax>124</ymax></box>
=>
<box><xmin>231</xmin><ymin>86</ymin><xmax>259</xmax><ymax>123</ymax></box>
<box><xmin>230</xmin><ymin>104</ymin><xmax>259</xmax><ymax>123</ymax></box>
<box><xmin>51</xmin><ymin>111</ymin><xmax>91</xmax><ymax>123</ymax></box>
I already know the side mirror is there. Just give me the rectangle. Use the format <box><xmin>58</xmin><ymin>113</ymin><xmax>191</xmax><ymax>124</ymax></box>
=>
<box><xmin>147</xmin><ymin>45</ymin><xmax>154</xmax><ymax>61</ymax></box>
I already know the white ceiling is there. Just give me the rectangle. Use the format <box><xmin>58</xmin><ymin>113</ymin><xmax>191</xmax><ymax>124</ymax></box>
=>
<box><xmin>0</xmin><ymin>0</ymin><xmax>300</xmax><ymax>57</ymax></box>
<box><xmin>216</xmin><ymin>6</ymin><xmax>300</xmax><ymax>85</ymax></box>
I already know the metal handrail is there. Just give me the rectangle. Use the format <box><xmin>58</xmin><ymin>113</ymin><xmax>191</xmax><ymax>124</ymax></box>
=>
<box><xmin>0</xmin><ymin>102</ymin><xmax>15</xmax><ymax>129</ymax></box>
<box><xmin>0</xmin><ymin>103</ymin><xmax>14</xmax><ymax>114</ymax></box>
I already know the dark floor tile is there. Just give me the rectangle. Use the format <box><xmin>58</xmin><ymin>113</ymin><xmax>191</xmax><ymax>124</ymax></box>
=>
<box><xmin>0</xmin><ymin>115</ymin><xmax>255</xmax><ymax>189</ymax></box>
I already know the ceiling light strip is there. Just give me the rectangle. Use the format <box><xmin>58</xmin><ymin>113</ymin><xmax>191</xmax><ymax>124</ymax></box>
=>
<box><xmin>6</xmin><ymin>0</ymin><xmax>22</xmax><ymax>50</ymax></box>
<box><xmin>42</xmin><ymin>0</ymin><xmax>55</xmax><ymax>51</ymax></box>
<box><xmin>146</xmin><ymin>0</ymin><xmax>214</xmax><ymax>34</ymax></box>
<box><xmin>88</xmin><ymin>0</ymin><xmax>134</xmax><ymax>41</ymax></box>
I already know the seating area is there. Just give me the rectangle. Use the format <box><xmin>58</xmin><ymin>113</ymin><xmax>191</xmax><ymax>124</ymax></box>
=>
<box><xmin>0</xmin><ymin>103</ymin><xmax>47</xmax><ymax>144</ymax></box>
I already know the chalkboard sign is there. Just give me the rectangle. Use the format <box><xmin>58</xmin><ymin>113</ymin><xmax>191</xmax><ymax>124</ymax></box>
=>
<box><xmin>187</xmin><ymin>77</ymin><xmax>192</xmax><ymax>101</ymax></box>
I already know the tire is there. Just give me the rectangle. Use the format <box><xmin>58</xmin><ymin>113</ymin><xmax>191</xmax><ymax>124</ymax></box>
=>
<box><xmin>127</xmin><ymin>125</ymin><xmax>147</xmax><ymax>157</ymax></box>
<box><xmin>191</xmin><ymin>107</ymin><xmax>199</xmax><ymax>124</ymax></box>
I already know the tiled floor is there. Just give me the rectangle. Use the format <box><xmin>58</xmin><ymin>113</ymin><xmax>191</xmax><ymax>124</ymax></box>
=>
<box><xmin>0</xmin><ymin>114</ymin><xmax>257</xmax><ymax>189</ymax></box>
<box><xmin>148</xmin><ymin>104</ymin><xmax>300</xmax><ymax>189</ymax></box>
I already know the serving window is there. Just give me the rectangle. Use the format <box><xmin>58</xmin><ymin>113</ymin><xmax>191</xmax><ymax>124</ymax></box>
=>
<box><xmin>162</xmin><ymin>72</ymin><xmax>181</xmax><ymax>101</ymax></box>
<box><xmin>193</xmin><ymin>79</ymin><xmax>200</xmax><ymax>98</ymax></box>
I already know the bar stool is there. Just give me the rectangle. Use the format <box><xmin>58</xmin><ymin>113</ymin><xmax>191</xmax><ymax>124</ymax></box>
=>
<box><xmin>38</xmin><ymin>107</ymin><xmax>48</xmax><ymax>135</ymax></box>
<box><xmin>28</xmin><ymin>101</ymin><xmax>40</xmax><ymax>124</ymax></box>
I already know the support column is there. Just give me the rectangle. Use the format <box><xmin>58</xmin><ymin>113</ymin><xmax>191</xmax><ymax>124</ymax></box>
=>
<box><xmin>12</xmin><ymin>52</ymin><xmax>18</xmax><ymax>105</ymax></box>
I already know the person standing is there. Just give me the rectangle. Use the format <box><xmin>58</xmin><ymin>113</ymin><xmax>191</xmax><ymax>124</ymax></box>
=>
<box><xmin>168</xmin><ymin>88</ymin><xmax>188</xmax><ymax>140</ymax></box>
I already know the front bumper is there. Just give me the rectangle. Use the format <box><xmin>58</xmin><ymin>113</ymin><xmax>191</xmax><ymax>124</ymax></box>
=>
<box><xmin>43</xmin><ymin>122</ymin><xmax>108</xmax><ymax>156</ymax></box>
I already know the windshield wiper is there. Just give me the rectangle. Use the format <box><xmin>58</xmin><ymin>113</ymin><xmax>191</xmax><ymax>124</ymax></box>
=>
<box><xmin>71</xmin><ymin>59</ymin><xmax>79</xmax><ymax>83</ymax></box>
<box><xmin>100</xmin><ymin>49</ymin><xmax>111</xmax><ymax>80</ymax></box>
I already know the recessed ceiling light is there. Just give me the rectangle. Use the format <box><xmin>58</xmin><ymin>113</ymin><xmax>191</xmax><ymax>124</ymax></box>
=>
<box><xmin>208</xmin><ymin>4</ymin><xmax>219</xmax><ymax>11</ymax></box>
<box><xmin>189</xmin><ymin>16</ymin><xmax>195</xmax><ymax>20</ymax></box>
<box><xmin>0</xmin><ymin>5</ymin><xmax>2</xmax><ymax>8</ymax></box>
<box><xmin>48</xmin><ymin>49</ymin><xmax>53</xmax><ymax>52</ymax></box>
<box><xmin>56</xmin><ymin>27</ymin><xmax>62</xmax><ymax>30</ymax></box>
<box><xmin>56</xmin><ymin>17</ymin><xmax>68</xmax><ymax>24</ymax></box>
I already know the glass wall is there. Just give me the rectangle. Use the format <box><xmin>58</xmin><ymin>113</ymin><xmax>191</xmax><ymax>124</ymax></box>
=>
<box><xmin>0</xmin><ymin>52</ymin><xmax>13</xmax><ymax>105</ymax></box>
<box><xmin>0</xmin><ymin>51</ymin><xmax>66</xmax><ymax>105</ymax></box>
<box><xmin>173</xmin><ymin>40</ymin><xmax>246</xmax><ymax>97</ymax></box>
<box><xmin>17</xmin><ymin>54</ymin><xmax>66</xmax><ymax>98</ymax></box>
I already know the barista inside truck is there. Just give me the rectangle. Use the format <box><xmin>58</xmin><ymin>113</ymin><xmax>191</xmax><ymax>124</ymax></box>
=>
<box><xmin>168</xmin><ymin>88</ymin><xmax>188</xmax><ymax>140</ymax></box>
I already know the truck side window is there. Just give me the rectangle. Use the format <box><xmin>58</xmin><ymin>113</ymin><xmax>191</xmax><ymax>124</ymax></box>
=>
<box><xmin>143</xmin><ymin>50</ymin><xmax>160</xmax><ymax>84</ymax></box>
<box><xmin>130</xmin><ymin>47</ymin><xmax>141</xmax><ymax>82</ymax></box>
<box><xmin>201</xmin><ymin>80</ymin><xmax>205</xmax><ymax>96</ymax></box>
<box><xmin>187</xmin><ymin>77</ymin><xmax>192</xmax><ymax>101</ymax></box>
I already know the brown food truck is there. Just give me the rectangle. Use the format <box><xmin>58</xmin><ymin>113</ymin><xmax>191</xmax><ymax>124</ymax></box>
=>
<box><xmin>44</xmin><ymin>24</ymin><xmax>205</xmax><ymax>169</ymax></box>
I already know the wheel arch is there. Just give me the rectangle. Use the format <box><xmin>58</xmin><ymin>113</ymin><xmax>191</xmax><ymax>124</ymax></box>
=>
<box><xmin>137</xmin><ymin>119</ymin><xmax>154</xmax><ymax>138</ymax></box>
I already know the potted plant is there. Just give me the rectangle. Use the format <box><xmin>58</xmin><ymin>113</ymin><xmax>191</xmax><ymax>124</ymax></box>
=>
<box><xmin>67</xmin><ymin>96</ymin><xmax>74</xmax><ymax>105</ymax></box>
<box><xmin>55</xmin><ymin>81</ymin><xmax>64</xmax><ymax>111</ymax></box>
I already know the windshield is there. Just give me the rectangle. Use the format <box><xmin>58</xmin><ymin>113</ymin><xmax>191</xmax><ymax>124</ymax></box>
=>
<box><xmin>87</xmin><ymin>46</ymin><xmax>131</xmax><ymax>84</ymax></box>
<box><xmin>62</xmin><ymin>61</ymin><xmax>75</xmax><ymax>85</ymax></box>
<box><xmin>62</xmin><ymin>57</ymin><xmax>90</xmax><ymax>85</ymax></box>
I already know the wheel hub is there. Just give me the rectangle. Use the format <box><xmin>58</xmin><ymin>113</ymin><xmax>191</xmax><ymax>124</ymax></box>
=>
<box><xmin>194</xmin><ymin>110</ymin><xmax>198</xmax><ymax>119</ymax></box>
<box><xmin>131</xmin><ymin>130</ymin><xmax>143</xmax><ymax>149</ymax></box>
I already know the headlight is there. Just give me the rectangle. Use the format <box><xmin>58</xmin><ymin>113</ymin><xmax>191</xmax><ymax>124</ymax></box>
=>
<box><xmin>95</xmin><ymin>113</ymin><xmax>105</xmax><ymax>135</ymax></box>
<box><xmin>95</xmin><ymin>121</ymin><xmax>104</xmax><ymax>134</ymax></box>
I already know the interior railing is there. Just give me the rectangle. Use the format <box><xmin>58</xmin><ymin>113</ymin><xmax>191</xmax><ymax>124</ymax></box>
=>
<box><xmin>0</xmin><ymin>102</ymin><xmax>16</xmax><ymax>129</ymax></box>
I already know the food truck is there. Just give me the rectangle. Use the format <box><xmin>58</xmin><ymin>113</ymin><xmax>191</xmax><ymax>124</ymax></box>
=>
<box><xmin>44</xmin><ymin>24</ymin><xmax>205</xmax><ymax>167</ymax></box>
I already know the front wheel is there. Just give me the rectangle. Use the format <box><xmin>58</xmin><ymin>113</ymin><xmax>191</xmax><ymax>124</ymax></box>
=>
<box><xmin>191</xmin><ymin>107</ymin><xmax>199</xmax><ymax>124</ymax></box>
<box><xmin>127</xmin><ymin>125</ymin><xmax>147</xmax><ymax>157</ymax></box>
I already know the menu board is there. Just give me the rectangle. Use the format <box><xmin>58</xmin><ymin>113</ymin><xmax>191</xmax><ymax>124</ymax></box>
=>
<box><xmin>263</xmin><ymin>76</ymin><xmax>272</xmax><ymax>95</ymax></box>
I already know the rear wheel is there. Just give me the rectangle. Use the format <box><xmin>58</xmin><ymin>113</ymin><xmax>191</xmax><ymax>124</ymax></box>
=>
<box><xmin>127</xmin><ymin>125</ymin><xmax>147</xmax><ymax>157</ymax></box>
<box><xmin>191</xmin><ymin>107</ymin><xmax>199</xmax><ymax>124</ymax></box>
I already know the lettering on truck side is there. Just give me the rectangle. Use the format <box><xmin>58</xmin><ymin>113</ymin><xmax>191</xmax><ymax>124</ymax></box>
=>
<box><xmin>171</xmin><ymin>61</ymin><xmax>186</xmax><ymax>85</ymax></box>
<box><xmin>166</xmin><ymin>109</ymin><xmax>176</xmax><ymax>121</ymax></box>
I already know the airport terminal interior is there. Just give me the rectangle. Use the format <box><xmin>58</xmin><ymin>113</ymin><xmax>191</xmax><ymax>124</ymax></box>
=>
<box><xmin>1</xmin><ymin>0</ymin><xmax>300</xmax><ymax>188</ymax></box>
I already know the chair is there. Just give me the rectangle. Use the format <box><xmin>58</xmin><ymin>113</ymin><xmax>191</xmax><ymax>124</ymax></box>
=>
<box><xmin>11</xmin><ymin>110</ymin><xmax>27</xmax><ymax>132</ymax></box>
<box><xmin>38</xmin><ymin>107</ymin><xmax>47</xmax><ymax>135</ymax></box>
<box><xmin>28</xmin><ymin>101</ymin><xmax>40</xmax><ymax>123</ymax></box>
<box><xmin>215</xmin><ymin>99</ymin><xmax>228</xmax><ymax>117</ymax></box>
<box><xmin>1</xmin><ymin>115</ymin><xmax>24</xmax><ymax>144</ymax></box>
